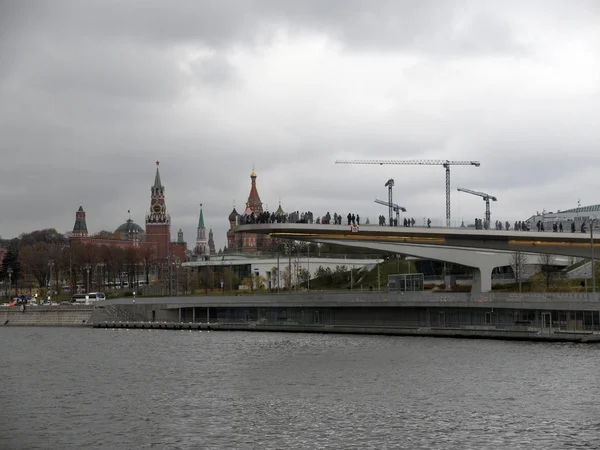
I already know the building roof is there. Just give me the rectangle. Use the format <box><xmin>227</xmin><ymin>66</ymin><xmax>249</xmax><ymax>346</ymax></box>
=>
<box><xmin>115</xmin><ymin>219</ymin><xmax>144</xmax><ymax>235</ymax></box>
<box><xmin>275</xmin><ymin>202</ymin><xmax>285</xmax><ymax>216</ymax></box>
<box><xmin>228</xmin><ymin>207</ymin><xmax>239</xmax><ymax>222</ymax></box>
<box><xmin>198</xmin><ymin>206</ymin><xmax>205</xmax><ymax>229</ymax></box>
<box><xmin>153</xmin><ymin>164</ymin><xmax>162</xmax><ymax>190</ymax></box>
<box><xmin>560</xmin><ymin>204</ymin><xmax>600</xmax><ymax>214</ymax></box>
<box><xmin>247</xmin><ymin>169</ymin><xmax>262</xmax><ymax>212</ymax></box>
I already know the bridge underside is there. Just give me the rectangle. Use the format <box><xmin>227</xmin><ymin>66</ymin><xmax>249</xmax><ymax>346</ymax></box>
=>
<box><xmin>237</xmin><ymin>223</ymin><xmax>594</xmax><ymax>293</ymax></box>
<box><xmin>308</xmin><ymin>239</ymin><xmax>508</xmax><ymax>293</ymax></box>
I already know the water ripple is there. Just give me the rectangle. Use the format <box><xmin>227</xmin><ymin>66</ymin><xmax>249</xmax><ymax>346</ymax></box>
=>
<box><xmin>1</xmin><ymin>328</ymin><xmax>599</xmax><ymax>449</ymax></box>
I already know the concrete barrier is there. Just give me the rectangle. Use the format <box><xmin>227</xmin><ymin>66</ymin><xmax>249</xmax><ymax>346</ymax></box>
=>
<box><xmin>0</xmin><ymin>306</ymin><xmax>95</xmax><ymax>327</ymax></box>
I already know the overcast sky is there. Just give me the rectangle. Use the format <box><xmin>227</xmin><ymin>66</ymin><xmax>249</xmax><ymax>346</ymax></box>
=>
<box><xmin>1</xmin><ymin>0</ymin><xmax>600</xmax><ymax>249</ymax></box>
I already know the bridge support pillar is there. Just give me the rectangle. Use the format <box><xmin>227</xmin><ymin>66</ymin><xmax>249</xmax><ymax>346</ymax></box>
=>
<box><xmin>472</xmin><ymin>265</ymin><xmax>494</xmax><ymax>293</ymax></box>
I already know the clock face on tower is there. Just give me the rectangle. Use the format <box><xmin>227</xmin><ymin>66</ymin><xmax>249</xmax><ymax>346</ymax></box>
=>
<box><xmin>152</xmin><ymin>203</ymin><xmax>162</xmax><ymax>214</ymax></box>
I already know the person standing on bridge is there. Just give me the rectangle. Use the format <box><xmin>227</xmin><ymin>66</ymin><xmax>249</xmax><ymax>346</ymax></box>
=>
<box><xmin>356</xmin><ymin>214</ymin><xmax>360</xmax><ymax>226</ymax></box>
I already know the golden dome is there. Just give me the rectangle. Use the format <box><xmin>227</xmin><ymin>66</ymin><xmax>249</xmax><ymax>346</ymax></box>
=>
<box><xmin>251</xmin><ymin>168</ymin><xmax>257</xmax><ymax>177</ymax></box>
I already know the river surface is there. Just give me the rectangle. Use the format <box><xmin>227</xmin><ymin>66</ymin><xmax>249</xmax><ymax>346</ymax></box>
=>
<box><xmin>1</xmin><ymin>328</ymin><xmax>599</xmax><ymax>449</ymax></box>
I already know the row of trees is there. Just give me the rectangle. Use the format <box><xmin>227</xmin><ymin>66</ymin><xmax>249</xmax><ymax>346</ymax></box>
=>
<box><xmin>0</xmin><ymin>228</ymin><xmax>162</xmax><ymax>297</ymax></box>
<box><xmin>509</xmin><ymin>251</ymin><xmax>600</xmax><ymax>292</ymax></box>
<box><xmin>0</xmin><ymin>228</ymin><xmax>385</xmax><ymax>297</ymax></box>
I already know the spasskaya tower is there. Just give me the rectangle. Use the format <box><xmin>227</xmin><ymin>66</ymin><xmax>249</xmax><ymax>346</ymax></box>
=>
<box><xmin>145</xmin><ymin>161</ymin><xmax>171</xmax><ymax>261</ymax></box>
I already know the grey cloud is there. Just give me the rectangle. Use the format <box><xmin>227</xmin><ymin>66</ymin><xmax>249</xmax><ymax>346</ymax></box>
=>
<box><xmin>1</xmin><ymin>0</ymin><xmax>600</xmax><ymax>248</ymax></box>
<box><xmin>1</xmin><ymin>0</ymin><xmax>532</xmax><ymax>55</ymax></box>
<box><xmin>188</xmin><ymin>54</ymin><xmax>240</xmax><ymax>86</ymax></box>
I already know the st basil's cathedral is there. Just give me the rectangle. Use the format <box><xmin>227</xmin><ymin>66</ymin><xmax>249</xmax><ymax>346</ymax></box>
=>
<box><xmin>224</xmin><ymin>168</ymin><xmax>282</xmax><ymax>254</ymax></box>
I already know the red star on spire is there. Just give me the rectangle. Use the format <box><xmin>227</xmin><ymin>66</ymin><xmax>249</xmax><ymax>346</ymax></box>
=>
<box><xmin>156</xmin><ymin>160</ymin><xmax>160</xmax><ymax>166</ymax></box>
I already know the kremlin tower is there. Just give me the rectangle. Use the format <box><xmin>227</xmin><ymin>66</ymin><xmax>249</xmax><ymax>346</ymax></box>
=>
<box><xmin>71</xmin><ymin>206</ymin><xmax>89</xmax><ymax>238</ymax></box>
<box><xmin>144</xmin><ymin>161</ymin><xmax>187</xmax><ymax>262</ymax></box>
<box><xmin>145</xmin><ymin>161</ymin><xmax>171</xmax><ymax>260</ymax></box>
<box><xmin>195</xmin><ymin>204</ymin><xmax>209</xmax><ymax>257</ymax></box>
<box><xmin>69</xmin><ymin>162</ymin><xmax>187</xmax><ymax>262</ymax></box>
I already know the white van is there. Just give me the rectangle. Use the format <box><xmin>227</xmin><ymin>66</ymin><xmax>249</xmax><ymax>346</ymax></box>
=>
<box><xmin>71</xmin><ymin>292</ymin><xmax>106</xmax><ymax>305</ymax></box>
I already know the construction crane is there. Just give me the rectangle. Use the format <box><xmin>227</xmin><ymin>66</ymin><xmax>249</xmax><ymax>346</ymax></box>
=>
<box><xmin>374</xmin><ymin>199</ymin><xmax>406</xmax><ymax>225</ymax></box>
<box><xmin>336</xmin><ymin>159</ymin><xmax>480</xmax><ymax>227</ymax></box>
<box><xmin>384</xmin><ymin>178</ymin><xmax>394</xmax><ymax>226</ymax></box>
<box><xmin>457</xmin><ymin>187</ymin><xmax>497</xmax><ymax>226</ymax></box>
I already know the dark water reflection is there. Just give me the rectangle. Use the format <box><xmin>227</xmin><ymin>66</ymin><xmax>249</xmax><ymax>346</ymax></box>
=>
<box><xmin>1</xmin><ymin>328</ymin><xmax>599</xmax><ymax>449</ymax></box>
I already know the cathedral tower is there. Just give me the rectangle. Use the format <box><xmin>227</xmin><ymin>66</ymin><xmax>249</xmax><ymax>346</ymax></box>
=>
<box><xmin>145</xmin><ymin>161</ymin><xmax>171</xmax><ymax>261</ymax></box>
<box><xmin>247</xmin><ymin>168</ymin><xmax>263</xmax><ymax>214</ymax></box>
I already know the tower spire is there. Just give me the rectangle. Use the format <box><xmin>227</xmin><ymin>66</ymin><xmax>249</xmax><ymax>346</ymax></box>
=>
<box><xmin>247</xmin><ymin>167</ymin><xmax>262</xmax><ymax>214</ymax></box>
<box><xmin>72</xmin><ymin>205</ymin><xmax>89</xmax><ymax>238</ymax></box>
<box><xmin>198</xmin><ymin>203</ymin><xmax>205</xmax><ymax>229</ymax></box>
<box><xmin>153</xmin><ymin>160</ymin><xmax>162</xmax><ymax>189</ymax></box>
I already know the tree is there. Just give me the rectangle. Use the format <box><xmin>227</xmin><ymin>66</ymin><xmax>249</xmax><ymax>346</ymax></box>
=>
<box><xmin>220</xmin><ymin>267</ymin><xmax>237</xmax><ymax>291</ymax></box>
<box><xmin>538</xmin><ymin>253</ymin><xmax>558</xmax><ymax>291</ymax></box>
<box><xmin>509</xmin><ymin>251</ymin><xmax>527</xmax><ymax>292</ymax></box>
<box><xmin>315</xmin><ymin>265</ymin><xmax>332</xmax><ymax>281</ymax></box>
<box><xmin>197</xmin><ymin>267</ymin><xmax>214</xmax><ymax>294</ymax></box>
<box><xmin>1</xmin><ymin>248</ymin><xmax>22</xmax><ymax>287</ymax></box>
<box><xmin>297</xmin><ymin>267</ymin><xmax>310</xmax><ymax>288</ymax></box>
<box><xmin>281</xmin><ymin>266</ymin><xmax>292</xmax><ymax>290</ymax></box>
<box><xmin>139</xmin><ymin>245</ymin><xmax>155</xmax><ymax>285</ymax></box>
<box><xmin>270</xmin><ymin>266</ymin><xmax>280</xmax><ymax>290</ymax></box>
<box><xmin>257</xmin><ymin>274</ymin><xmax>268</xmax><ymax>290</ymax></box>
<box><xmin>19</xmin><ymin>228</ymin><xmax>66</xmax><ymax>247</ymax></box>
<box><xmin>19</xmin><ymin>242</ymin><xmax>52</xmax><ymax>288</ymax></box>
<box><xmin>92</xmin><ymin>230</ymin><xmax>119</xmax><ymax>239</ymax></box>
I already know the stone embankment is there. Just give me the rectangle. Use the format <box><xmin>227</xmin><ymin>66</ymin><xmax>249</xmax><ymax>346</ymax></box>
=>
<box><xmin>0</xmin><ymin>306</ymin><xmax>95</xmax><ymax>327</ymax></box>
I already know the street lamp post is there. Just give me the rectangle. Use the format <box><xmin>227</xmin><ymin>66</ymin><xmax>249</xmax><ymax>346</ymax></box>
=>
<box><xmin>591</xmin><ymin>218</ymin><xmax>597</xmax><ymax>294</ymax></box>
<box><xmin>85</xmin><ymin>264</ymin><xmax>91</xmax><ymax>293</ymax></box>
<box><xmin>307</xmin><ymin>244</ymin><xmax>310</xmax><ymax>291</ymax></box>
<box><xmin>7</xmin><ymin>267</ymin><xmax>13</xmax><ymax>299</ymax></box>
<box><xmin>48</xmin><ymin>260</ymin><xmax>54</xmax><ymax>303</ymax></box>
<box><xmin>174</xmin><ymin>258</ymin><xmax>180</xmax><ymax>296</ymax></box>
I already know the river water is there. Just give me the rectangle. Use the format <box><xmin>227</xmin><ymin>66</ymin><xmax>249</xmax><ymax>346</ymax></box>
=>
<box><xmin>1</xmin><ymin>328</ymin><xmax>599</xmax><ymax>449</ymax></box>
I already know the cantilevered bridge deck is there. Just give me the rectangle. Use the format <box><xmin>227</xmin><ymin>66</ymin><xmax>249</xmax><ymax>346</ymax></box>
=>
<box><xmin>237</xmin><ymin>223</ymin><xmax>598</xmax><ymax>259</ymax></box>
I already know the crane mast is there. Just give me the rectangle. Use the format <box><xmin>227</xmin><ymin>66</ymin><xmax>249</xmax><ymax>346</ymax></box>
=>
<box><xmin>457</xmin><ymin>187</ymin><xmax>497</xmax><ymax>228</ymax></box>
<box><xmin>385</xmin><ymin>179</ymin><xmax>394</xmax><ymax>226</ymax></box>
<box><xmin>336</xmin><ymin>159</ymin><xmax>480</xmax><ymax>227</ymax></box>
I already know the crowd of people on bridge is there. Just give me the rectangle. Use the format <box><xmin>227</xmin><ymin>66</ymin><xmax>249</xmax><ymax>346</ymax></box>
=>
<box><xmin>239</xmin><ymin>208</ymin><xmax>436</xmax><ymax>229</ymax></box>
<box><xmin>469</xmin><ymin>217</ymin><xmax>593</xmax><ymax>233</ymax></box>
<box><xmin>238</xmin><ymin>207</ymin><xmax>595</xmax><ymax>235</ymax></box>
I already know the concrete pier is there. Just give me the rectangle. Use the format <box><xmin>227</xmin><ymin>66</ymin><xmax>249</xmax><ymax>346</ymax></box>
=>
<box><xmin>89</xmin><ymin>292</ymin><xmax>600</xmax><ymax>343</ymax></box>
<box><xmin>93</xmin><ymin>320</ymin><xmax>600</xmax><ymax>342</ymax></box>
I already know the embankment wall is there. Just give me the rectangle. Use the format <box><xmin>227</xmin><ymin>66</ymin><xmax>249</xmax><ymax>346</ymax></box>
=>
<box><xmin>0</xmin><ymin>307</ymin><xmax>95</xmax><ymax>327</ymax></box>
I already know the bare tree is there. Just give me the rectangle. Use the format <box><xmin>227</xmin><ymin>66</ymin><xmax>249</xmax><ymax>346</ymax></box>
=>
<box><xmin>509</xmin><ymin>251</ymin><xmax>527</xmax><ymax>292</ymax></box>
<box><xmin>538</xmin><ymin>253</ymin><xmax>557</xmax><ymax>291</ymax></box>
